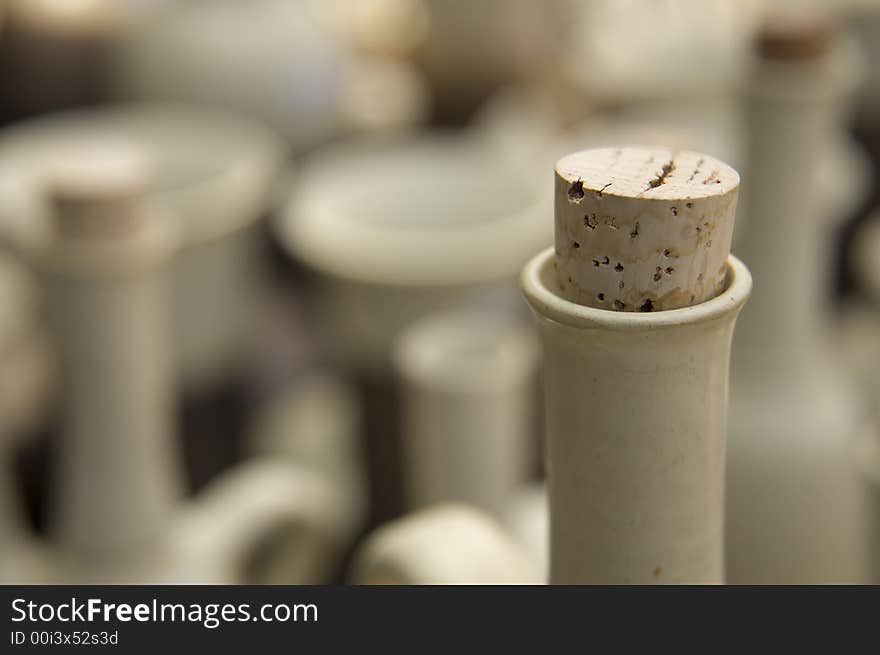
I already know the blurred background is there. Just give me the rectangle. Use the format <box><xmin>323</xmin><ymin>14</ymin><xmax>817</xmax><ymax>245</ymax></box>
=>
<box><xmin>0</xmin><ymin>0</ymin><xmax>879</xmax><ymax>584</ymax></box>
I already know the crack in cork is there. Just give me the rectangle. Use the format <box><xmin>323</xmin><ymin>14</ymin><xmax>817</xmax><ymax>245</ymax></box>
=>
<box><xmin>645</xmin><ymin>160</ymin><xmax>676</xmax><ymax>191</ymax></box>
<box><xmin>702</xmin><ymin>170</ymin><xmax>720</xmax><ymax>185</ymax></box>
<box><xmin>687</xmin><ymin>159</ymin><xmax>704</xmax><ymax>182</ymax></box>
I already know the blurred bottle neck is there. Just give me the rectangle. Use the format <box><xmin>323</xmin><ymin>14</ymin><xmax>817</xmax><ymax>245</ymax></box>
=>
<box><xmin>733</xmin><ymin>53</ymin><xmax>846</xmax><ymax>375</ymax></box>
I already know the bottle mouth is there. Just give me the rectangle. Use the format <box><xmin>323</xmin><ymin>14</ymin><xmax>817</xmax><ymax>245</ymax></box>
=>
<box><xmin>521</xmin><ymin>247</ymin><xmax>751</xmax><ymax>332</ymax></box>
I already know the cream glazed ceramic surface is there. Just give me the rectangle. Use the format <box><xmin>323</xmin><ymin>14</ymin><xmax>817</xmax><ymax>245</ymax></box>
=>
<box><xmin>277</xmin><ymin>134</ymin><xmax>551</xmax><ymax>373</ymax></box>
<box><xmin>350</xmin><ymin>504</ymin><xmax>541</xmax><ymax>585</ymax></box>
<box><xmin>35</xmin><ymin>148</ymin><xmax>348</xmax><ymax>584</ymax></box>
<box><xmin>0</xmin><ymin>104</ymin><xmax>286</xmax><ymax>392</ymax></box>
<box><xmin>523</xmin><ymin>249</ymin><xmax>751</xmax><ymax>584</ymax></box>
<box><xmin>725</xmin><ymin>27</ymin><xmax>873</xmax><ymax>584</ymax></box>
<box><xmin>394</xmin><ymin>308</ymin><xmax>539</xmax><ymax>515</ymax></box>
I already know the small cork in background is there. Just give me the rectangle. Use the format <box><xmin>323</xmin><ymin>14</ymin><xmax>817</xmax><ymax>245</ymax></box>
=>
<box><xmin>554</xmin><ymin>146</ymin><xmax>739</xmax><ymax>311</ymax></box>
<box><xmin>45</xmin><ymin>141</ymin><xmax>152</xmax><ymax>239</ymax></box>
<box><xmin>756</xmin><ymin>10</ymin><xmax>834</xmax><ymax>61</ymax></box>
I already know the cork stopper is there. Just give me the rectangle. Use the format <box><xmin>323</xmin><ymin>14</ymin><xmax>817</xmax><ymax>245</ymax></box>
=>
<box><xmin>46</xmin><ymin>143</ymin><xmax>152</xmax><ymax>239</ymax></box>
<box><xmin>554</xmin><ymin>147</ymin><xmax>739</xmax><ymax>311</ymax></box>
<box><xmin>756</xmin><ymin>11</ymin><xmax>835</xmax><ymax>61</ymax></box>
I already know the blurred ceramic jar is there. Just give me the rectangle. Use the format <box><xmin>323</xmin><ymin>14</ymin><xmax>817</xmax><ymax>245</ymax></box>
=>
<box><xmin>113</xmin><ymin>0</ymin><xmax>429</xmax><ymax>148</ymax></box>
<box><xmin>561</xmin><ymin>0</ymin><xmax>762</xmax><ymax>112</ymax></box>
<box><xmin>471</xmin><ymin>2</ymin><xmax>760</xmax><ymax>177</ymax></box>
<box><xmin>277</xmin><ymin>133</ymin><xmax>551</xmax><ymax>375</ymax></box>
<box><xmin>276</xmin><ymin>134</ymin><xmax>550</xmax><ymax>521</ymax></box>
<box><xmin>321</xmin><ymin>0</ymin><xmax>570</xmax><ymax>122</ymax></box>
<box><xmin>725</xmin><ymin>16</ymin><xmax>872</xmax><ymax>584</ymax></box>
<box><xmin>0</xmin><ymin>104</ymin><xmax>286</xmax><ymax>394</ymax></box>
<box><xmin>34</xmin><ymin>145</ymin><xmax>348</xmax><ymax>584</ymax></box>
<box><xmin>350</xmin><ymin>503</ymin><xmax>540</xmax><ymax>584</ymax></box>
<box><xmin>393</xmin><ymin>309</ymin><xmax>539</xmax><ymax>515</ymax></box>
<box><xmin>0</xmin><ymin>252</ymin><xmax>54</xmax><ymax>583</ymax></box>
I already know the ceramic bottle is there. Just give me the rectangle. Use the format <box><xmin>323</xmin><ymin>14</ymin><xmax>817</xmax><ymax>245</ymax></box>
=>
<box><xmin>725</xmin><ymin>17</ymin><xmax>872</xmax><ymax>584</ymax></box>
<box><xmin>393</xmin><ymin>308</ymin><xmax>539</xmax><ymax>515</ymax></box>
<box><xmin>0</xmin><ymin>104</ymin><xmax>287</xmax><ymax>395</ymax></box>
<box><xmin>35</xmin><ymin>145</ymin><xmax>346</xmax><ymax>584</ymax></box>
<box><xmin>39</xmin><ymin>148</ymin><xmax>182</xmax><ymax>564</ymax></box>
<box><xmin>523</xmin><ymin>146</ymin><xmax>750</xmax><ymax>583</ymax></box>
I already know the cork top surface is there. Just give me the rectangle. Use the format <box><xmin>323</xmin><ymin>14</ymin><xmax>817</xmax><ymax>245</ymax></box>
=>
<box><xmin>555</xmin><ymin>147</ymin><xmax>738</xmax><ymax>203</ymax></box>
<box><xmin>46</xmin><ymin>142</ymin><xmax>152</xmax><ymax>239</ymax></box>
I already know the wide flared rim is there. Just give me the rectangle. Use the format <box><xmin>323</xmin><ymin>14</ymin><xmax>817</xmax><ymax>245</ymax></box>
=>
<box><xmin>522</xmin><ymin>247</ymin><xmax>752</xmax><ymax>331</ymax></box>
<box><xmin>276</xmin><ymin>133</ymin><xmax>551</xmax><ymax>287</ymax></box>
<box><xmin>0</xmin><ymin>103</ymin><xmax>285</xmax><ymax>252</ymax></box>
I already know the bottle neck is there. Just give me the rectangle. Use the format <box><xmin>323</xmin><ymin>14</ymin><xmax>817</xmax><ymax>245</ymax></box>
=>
<box><xmin>733</xmin><ymin>79</ymin><xmax>840</xmax><ymax>373</ymax></box>
<box><xmin>48</xmin><ymin>244</ymin><xmax>182</xmax><ymax>558</ymax></box>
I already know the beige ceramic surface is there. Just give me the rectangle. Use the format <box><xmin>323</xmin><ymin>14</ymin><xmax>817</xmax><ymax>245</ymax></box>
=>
<box><xmin>350</xmin><ymin>503</ymin><xmax>541</xmax><ymax>584</ymax></box>
<box><xmin>524</xmin><ymin>249</ymin><xmax>751</xmax><ymax>584</ymax></box>
<box><xmin>394</xmin><ymin>309</ymin><xmax>539</xmax><ymax>515</ymax></box>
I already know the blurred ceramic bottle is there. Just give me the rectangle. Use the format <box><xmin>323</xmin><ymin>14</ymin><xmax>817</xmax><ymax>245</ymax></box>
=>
<box><xmin>394</xmin><ymin>308</ymin><xmax>538</xmax><ymax>516</ymax></box>
<box><xmin>37</xmin><ymin>145</ymin><xmax>347</xmax><ymax>583</ymax></box>
<box><xmin>38</xmin><ymin>146</ymin><xmax>184</xmax><ymax>575</ymax></box>
<box><xmin>725</xmin><ymin>15</ymin><xmax>872</xmax><ymax>584</ymax></box>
